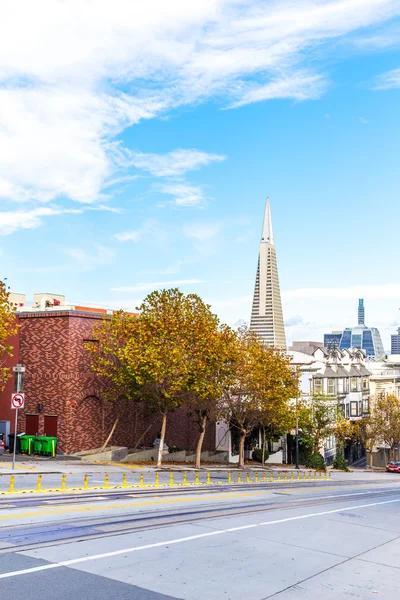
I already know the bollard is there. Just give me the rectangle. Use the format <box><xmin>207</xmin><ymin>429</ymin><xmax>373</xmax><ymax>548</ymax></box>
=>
<box><xmin>297</xmin><ymin>471</ymin><xmax>300</xmax><ymax>480</ymax></box>
<box><xmin>328</xmin><ymin>471</ymin><xmax>332</xmax><ymax>479</ymax></box>
<box><xmin>139</xmin><ymin>473</ymin><xmax>144</xmax><ymax>487</ymax></box>
<box><xmin>262</xmin><ymin>472</ymin><xmax>267</xmax><ymax>483</ymax></box>
<box><xmin>195</xmin><ymin>472</ymin><xmax>199</xmax><ymax>484</ymax></box>
<box><xmin>9</xmin><ymin>475</ymin><xmax>14</xmax><ymax>493</ymax></box>
<box><xmin>277</xmin><ymin>472</ymin><xmax>281</xmax><ymax>481</ymax></box>
<box><xmin>83</xmin><ymin>474</ymin><xmax>89</xmax><ymax>489</ymax></box>
<box><xmin>308</xmin><ymin>471</ymin><xmax>312</xmax><ymax>480</ymax></box>
<box><xmin>319</xmin><ymin>471</ymin><xmax>322</xmax><ymax>479</ymax></box>
<box><xmin>270</xmin><ymin>472</ymin><xmax>274</xmax><ymax>482</ymax></box>
<box><xmin>227</xmin><ymin>472</ymin><xmax>232</xmax><ymax>484</ymax></box>
<box><xmin>61</xmin><ymin>474</ymin><xmax>66</xmax><ymax>490</ymax></box>
<box><xmin>313</xmin><ymin>471</ymin><xmax>317</xmax><ymax>480</ymax></box>
<box><xmin>246</xmin><ymin>472</ymin><xmax>251</xmax><ymax>484</ymax></box>
<box><xmin>122</xmin><ymin>473</ymin><xmax>127</xmax><ymax>488</ymax></box>
<box><xmin>237</xmin><ymin>472</ymin><xmax>242</xmax><ymax>483</ymax></box>
<box><xmin>183</xmin><ymin>472</ymin><xmax>187</xmax><ymax>485</ymax></box>
<box><xmin>104</xmin><ymin>474</ymin><xmax>109</xmax><ymax>488</ymax></box>
<box><xmin>207</xmin><ymin>472</ymin><xmax>211</xmax><ymax>484</ymax></box>
<box><xmin>37</xmin><ymin>475</ymin><xmax>42</xmax><ymax>492</ymax></box>
<box><xmin>284</xmin><ymin>472</ymin><xmax>288</xmax><ymax>481</ymax></box>
<box><xmin>290</xmin><ymin>472</ymin><xmax>294</xmax><ymax>481</ymax></box>
<box><xmin>255</xmin><ymin>472</ymin><xmax>259</xmax><ymax>483</ymax></box>
<box><xmin>324</xmin><ymin>471</ymin><xmax>327</xmax><ymax>480</ymax></box>
<box><xmin>169</xmin><ymin>472</ymin><xmax>174</xmax><ymax>485</ymax></box>
<box><xmin>155</xmin><ymin>472</ymin><xmax>159</xmax><ymax>486</ymax></box>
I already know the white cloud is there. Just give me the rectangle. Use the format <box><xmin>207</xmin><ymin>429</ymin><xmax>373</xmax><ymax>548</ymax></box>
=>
<box><xmin>359</xmin><ymin>116</ymin><xmax>369</xmax><ymax>123</ymax></box>
<box><xmin>158</xmin><ymin>183</ymin><xmax>207</xmax><ymax>207</ymax></box>
<box><xmin>373</xmin><ymin>67</ymin><xmax>400</xmax><ymax>89</ymax></box>
<box><xmin>110</xmin><ymin>279</ymin><xmax>205</xmax><ymax>292</ymax></box>
<box><xmin>0</xmin><ymin>206</ymin><xmax>83</xmax><ymax>236</ymax></box>
<box><xmin>124</xmin><ymin>149</ymin><xmax>225</xmax><ymax>177</ymax></box>
<box><xmin>229</xmin><ymin>72</ymin><xmax>327</xmax><ymax>108</ymax></box>
<box><xmin>65</xmin><ymin>245</ymin><xmax>116</xmax><ymax>270</ymax></box>
<box><xmin>0</xmin><ymin>0</ymin><xmax>399</xmax><ymax>210</ymax></box>
<box><xmin>114</xmin><ymin>219</ymin><xmax>160</xmax><ymax>243</ymax></box>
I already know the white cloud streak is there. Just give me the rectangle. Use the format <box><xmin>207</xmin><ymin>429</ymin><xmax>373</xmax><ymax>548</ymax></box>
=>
<box><xmin>114</xmin><ymin>218</ymin><xmax>161</xmax><ymax>243</ymax></box>
<box><xmin>0</xmin><ymin>206</ymin><xmax>83</xmax><ymax>236</ymax></box>
<box><xmin>158</xmin><ymin>183</ymin><xmax>207</xmax><ymax>207</ymax></box>
<box><xmin>65</xmin><ymin>245</ymin><xmax>116</xmax><ymax>270</ymax></box>
<box><xmin>373</xmin><ymin>67</ymin><xmax>400</xmax><ymax>89</ymax></box>
<box><xmin>0</xmin><ymin>0</ymin><xmax>398</xmax><ymax>212</ymax></box>
<box><xmin>124</xmin><ymin>149</ymin><xmax>225</xmax><ymax>177</ymax></box>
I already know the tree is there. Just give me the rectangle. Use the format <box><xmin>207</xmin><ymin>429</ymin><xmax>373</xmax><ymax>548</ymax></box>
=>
<box><xmin>372</xmin><ymin>394</ymin><xmax>400</xmax><ymax>461</ymax></box>
<box><xmin>221</xmin><ymin>327</ymin><xmax>298</xmax><ymax>469</ymax></box>
<box><xmin>0</xmin><ymin>280</ymin><xmax>19</xmax><ymax>393</ymax></box>
<box><xmin>299</xmin><ymin>395</ymin><xmax>339</xmax><ymax>454</ymax></box>
<box><xmin>186</xmin><ymin>324</ymin><xmax>237</xmax><ymax>469</ymax></box>
<box><xmin>123</xmin><ymin>289</ymin><xmax>228</xmax><ymax>467</ymax></box>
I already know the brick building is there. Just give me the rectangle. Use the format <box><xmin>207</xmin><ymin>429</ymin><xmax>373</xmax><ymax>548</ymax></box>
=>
<box><xmin>0</xmin><ymin>293</ymin><xmax>215</xmax><ymax>455</ymax></box>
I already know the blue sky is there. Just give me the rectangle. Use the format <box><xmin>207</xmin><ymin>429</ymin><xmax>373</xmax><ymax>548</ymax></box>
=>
<box><xmin>1</xmin><ymin>0</ymin><xmax>400</xmax><ymax>349</ymax></box>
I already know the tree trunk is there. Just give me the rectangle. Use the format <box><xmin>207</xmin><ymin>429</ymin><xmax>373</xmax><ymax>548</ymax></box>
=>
<box><xmin>195</xmin><ymin>414</ymin><xmax>208</xmax><ymax>469</ymax></box>
<box><xmin>262</xmin><ymin>426</ymin><xmax>266</xmax><ymax>468</ymax></box>
<box><xmin>238</xmin><ymin>430</ymin><xmax>246</xmax><ymax>469</ymax></box>
<box><xmin>157</xmin><ymin>412</ymin><xmax>167</xmax><ymax>468</ymax></box>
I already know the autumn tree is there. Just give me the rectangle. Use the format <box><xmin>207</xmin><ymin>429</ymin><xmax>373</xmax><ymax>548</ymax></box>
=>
<box><xmin>0</xmin><ymin>280</ymin><xmax>19</xmax><ymax>393</ymax></box>
<box><xmin>123</xmin><ymin>289</ymin><xmax>230</xmax><ymax>468</ymax></box>
<box><xmin>221</xmin><ymin>327</ymin><xmax>298</xmax><ymax>469</ymax></box>
<box><xmin>372</xmin><ymin>394</ymin><xmax>400</xmax><ymax>461</ymax></box>
<box><xmin>186</xmin><ymin>324</ymin><xmax>237</xmax><ymax>468</ymax></box>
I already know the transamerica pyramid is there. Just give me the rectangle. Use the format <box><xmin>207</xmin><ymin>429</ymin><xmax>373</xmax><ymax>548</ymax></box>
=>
<box><xmin>249</xmin><ymin>198</ymin><xmax>286</xmax><ymax>348</ymax></box>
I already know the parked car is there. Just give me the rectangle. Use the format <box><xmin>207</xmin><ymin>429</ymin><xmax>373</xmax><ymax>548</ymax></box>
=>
<box><xmin>0</xmin><ymin>434</ymin><xmax>4</xmax><ymax>455</ymax></box>
<box><xmin>386</xmin><ymin>461</ymin><xmax>400</xmax><ymax>473</ymax></box>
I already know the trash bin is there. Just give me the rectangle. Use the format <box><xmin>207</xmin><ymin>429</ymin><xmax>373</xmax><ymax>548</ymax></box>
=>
<box><xmin>8</xmin><ymin>433</ymin><xmax>22</xmax><ymax>454</ymax></box>
<box><xmin>20</xmin><ymin>435</ymin><xmax>36</xmax><ymax>455</ymax></box>
<box><xmin>33</xmin><ymin>437</ymin><xmax>43</xmax><ymax>455</ymax></box>
<box><xmin>47</xmin><ymin>437</ymin><xmax>57</xmax><ymax>457</ymax></box>
<box><xmin>40</xmin><ymin>437</ymin><xmax>57</xmax><ymax>457</ymax></box>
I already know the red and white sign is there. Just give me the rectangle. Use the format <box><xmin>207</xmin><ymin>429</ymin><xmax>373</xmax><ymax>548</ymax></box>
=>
<box><xmin>11</xmin><ymin>393</ymin><xmax>25</xmax><ymax>410</ymax></box>
<box><xmin>290</xmin><ymin>428</ymin><xmax>297</xmax><ymax>436</ymax></box>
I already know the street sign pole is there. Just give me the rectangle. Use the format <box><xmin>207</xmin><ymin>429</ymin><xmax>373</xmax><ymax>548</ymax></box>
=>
<box><xmin>12</xmin><ymin>408</ymin><xmax>18</xmax><ymax>471</ymax></box>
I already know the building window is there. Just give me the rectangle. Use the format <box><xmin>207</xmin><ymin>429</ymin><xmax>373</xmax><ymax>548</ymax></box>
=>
<box><xmin>362</xmin><ymin>378</ymin><xmax>368</xmax><ymax>390</ymax></box>
<box><xmin>340</xmin><ymin>404</ymin><xmax>345</xmax><ymax>417</ymax></box>
<box><xmin>350</xmin><ymin>401</ymin><xmax>358</xmax><ymax>417</ymax></box>
<box><xmin>346</xmin><ymin>403</ymin><xmax>349</xmax><ymax>418</ymax></box>
<box><xmin>314</xmin><ymin>379</ymin><xmax>323</xmax><ymax>394</ymax></box>
<box><xmin>338</xmin><ymin>379</ymin><xmax>344</xmax><ymax>393</ymax></box>
<box><xmin>328</xmin><ymin>379</ymin><xmax>335</xmax><ymax>395</ymax></box>
<box><xmin>362</xmin><ymin>399</ymin><xmax>370</xmax><ymax>414</ymax></box>
<box><xmin>351</xmin><ymin>377</ymin><xmax>358</xmax><ymax>391</ymax></box>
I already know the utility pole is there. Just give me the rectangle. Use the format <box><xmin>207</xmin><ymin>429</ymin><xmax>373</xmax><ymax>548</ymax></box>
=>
<box><xmin>11</xmin><ymin>364</ymin><xmax>25</xmax><ymax>470</ymax></box>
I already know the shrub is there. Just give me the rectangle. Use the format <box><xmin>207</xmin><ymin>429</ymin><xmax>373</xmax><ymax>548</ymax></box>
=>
<box><xmin>251</xmin><ymin>447</ymin><xmax>269</xmax><ymax>463</ymax></box>
<box><xmin>305</xmin><ymin>452</ymin><xmax>326</xmax><ymax>471</ymax></box>
<box><xmin>333</xmin><ymin>453</ymin><xmax>349</xmax><ymax>471</ymax></box>
<box><xmin>168</xmin><ymin>446</ymin><xmax>184</xmax><ymax>454</ymax></box>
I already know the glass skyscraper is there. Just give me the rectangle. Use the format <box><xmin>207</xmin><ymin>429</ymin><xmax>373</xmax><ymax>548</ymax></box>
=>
<box><xmin>324</xmin><ymin>299</ymin><xmax>385</xmax><ymax>358</ymax></box>
<box><xmin>391</xmin><ymin>328</ymin><xmax>400</xmax><ymax>354</ymax></box>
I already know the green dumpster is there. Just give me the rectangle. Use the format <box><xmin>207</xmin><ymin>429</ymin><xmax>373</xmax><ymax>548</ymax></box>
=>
<box><xmin>47</xmin><ymin>437</ymin><xmax>57</xmax><ymax>457</ymax></box>
<box><xmin>19</xmin><ymin>435</ymin><xmax>36</xmax><ymax>455</ymax></box>
<box><xmin>33</xmin><ymin>437</ymin><xmax>44</xmax><ymax>455</ymax></box>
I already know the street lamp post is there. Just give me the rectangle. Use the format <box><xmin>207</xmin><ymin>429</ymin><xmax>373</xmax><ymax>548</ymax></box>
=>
<box><xmin>295</xmin><ymin>393</ymin><xmax>299</xmax><ymax>470</ymax></box>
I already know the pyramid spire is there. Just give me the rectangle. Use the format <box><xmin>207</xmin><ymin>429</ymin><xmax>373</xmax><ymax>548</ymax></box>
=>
<box><xmin>250</xmin><ymin>197</ymin><xmax>286</xmax><ymax>349</ymax></box>
<box><xmin>261</xmin><ymin>197</ymin><xmax>274</xmax><ymax>244</ymax></box>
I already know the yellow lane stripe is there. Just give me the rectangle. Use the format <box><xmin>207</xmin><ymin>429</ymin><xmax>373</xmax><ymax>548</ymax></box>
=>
<box><xmin>0</xmin><ymin>491</ymin><xmax>263</xmax><ymax>521</ymax></box>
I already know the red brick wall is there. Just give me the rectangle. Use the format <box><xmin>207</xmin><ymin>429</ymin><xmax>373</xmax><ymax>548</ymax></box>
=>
<box><xmin>1</xmin><ymin>311</ymin><xmax>217</xmax><ymax>455</ymax></box>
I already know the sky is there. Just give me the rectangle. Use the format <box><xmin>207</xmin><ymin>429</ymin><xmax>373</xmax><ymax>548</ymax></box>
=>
<box><xmin>1</xmin><ymin>0</ymin><xmax>400</xmax><ymax>350</ymax></box>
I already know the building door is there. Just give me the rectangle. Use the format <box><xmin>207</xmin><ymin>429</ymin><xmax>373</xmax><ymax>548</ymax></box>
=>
<box><xmin>25</xmin><ymin>414</ymin><xmax>39</xmax><ymax>435</ymax></box>
<box><xmin>44</xmin><ymin>415</ymin><xmax>58</xmax><ymax>437</ymax></box>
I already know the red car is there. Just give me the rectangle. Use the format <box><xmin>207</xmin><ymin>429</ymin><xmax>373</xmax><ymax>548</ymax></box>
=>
<box><xmin>386</xmin><ymin>461</ymin><xmax>400</xmax><ymax>473</ymax></box>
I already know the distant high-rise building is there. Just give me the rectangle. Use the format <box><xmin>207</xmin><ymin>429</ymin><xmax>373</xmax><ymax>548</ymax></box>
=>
<box><xmin>250</xmin><ymin>198</ymin><xmax>286</xmax><ymax>348</ymax></box>
<box><xmin>324</xmin><ymin>332</ymin><xmax>343</xmax><ymax>349</ymax></box>
<box><xmin>358</xmin><ymin>299</ymin><xmax>365</xmax><ymax>326</ymax></box>
<box><xmin>324</xmin><ymin>299</ymin><xmax>384</xmax><ymax>358</ymax></box>
<box><xmin>391</xmin><ymin>328</ymin><xmax>400</xmax><ymax>354</ymax></box>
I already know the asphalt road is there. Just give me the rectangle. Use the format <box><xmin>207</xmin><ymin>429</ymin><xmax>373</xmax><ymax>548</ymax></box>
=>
<box><xmin>1</xmin><ymin>478</ymin><xmax>400</xmax><ymax>599</ymax></box>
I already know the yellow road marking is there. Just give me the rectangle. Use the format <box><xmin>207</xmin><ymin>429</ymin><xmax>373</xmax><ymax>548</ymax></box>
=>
<box><xmin>0</xmin><ymin>491</ymin><xmax>263</xmax><ymax>521</ymax></box>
